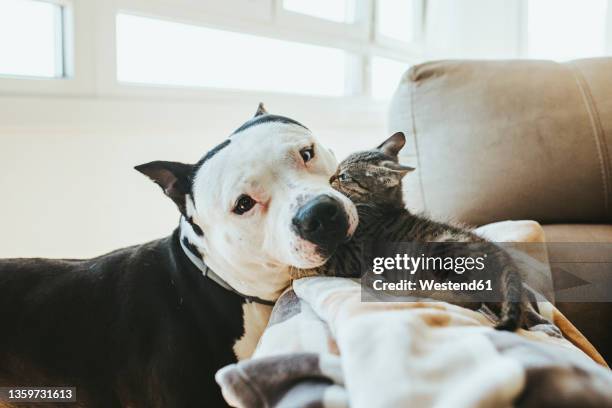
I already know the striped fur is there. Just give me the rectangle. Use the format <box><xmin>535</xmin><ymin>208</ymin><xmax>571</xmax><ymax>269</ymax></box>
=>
<box><xmin>293</xmin><ymin>134</ymin><xmax>528</xmax><ymax>331</ymax></box>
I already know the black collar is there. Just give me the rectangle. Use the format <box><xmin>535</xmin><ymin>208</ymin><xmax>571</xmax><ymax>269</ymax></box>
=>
<box><xmin>179</xmin><ymin>236</ymin><xmax>276</xmax><ymax>306</ymax></box>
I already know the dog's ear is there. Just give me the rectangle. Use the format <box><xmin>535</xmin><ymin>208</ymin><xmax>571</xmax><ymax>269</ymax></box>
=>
<box><xmin>377</xmin><ymin>132</ymin><xmax>406</xmax><ymax>158</ymax></box>
<box><xmin>254</xmin><ymin>102</ymin><xmax>268</xmax><ymax>117</ymax></box>
<box><xmin>135</xmin><ymin>161</ymin><xmax>194</xmax><ymax>214</ymax></box>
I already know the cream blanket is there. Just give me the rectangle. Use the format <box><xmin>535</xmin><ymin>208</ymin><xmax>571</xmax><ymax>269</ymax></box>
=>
<box><xmin>216</xmin><ymin>221</ymin><xmax>612</xmax><ymax>408</ymax></box>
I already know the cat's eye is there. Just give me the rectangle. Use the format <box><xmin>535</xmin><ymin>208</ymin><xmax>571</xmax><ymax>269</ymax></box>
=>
<box><xmin>233</xmin><ymin>194</ymin><xmax>256</xmax><ymax>215</ymax></box>
<box><xmin>300</xmin><ymin>146</ymin><xmax>315</xmax><ymax>163</ymax></box>
<box><xmin>338</xmin><ymin>173</ymin><xmax>349</xmax><ymax>181</ymax></box>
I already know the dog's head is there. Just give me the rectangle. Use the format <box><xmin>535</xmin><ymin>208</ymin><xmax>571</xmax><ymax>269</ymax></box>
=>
<box><xmin>136</xmin><ymin>104</ymin><xmax>358</xmax><ymax>299</ymax></box>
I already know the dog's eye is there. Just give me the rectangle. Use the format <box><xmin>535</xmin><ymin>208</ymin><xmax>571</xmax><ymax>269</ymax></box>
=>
<box><xmin>300</xmin><ymin>146</ymin><xmax>315</xmax><ymax>163</ymax></box>
<box><xmin>233</xmin><ymin>194</ymin><xmax>256</xmax><ymax>215</ymax></box>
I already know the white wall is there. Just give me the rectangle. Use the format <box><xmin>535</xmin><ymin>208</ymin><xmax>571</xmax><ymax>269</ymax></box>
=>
<box><xmin>0</xmin><ymin>94</ymin><xmax>387</xmax><ymax>258</ymax></box>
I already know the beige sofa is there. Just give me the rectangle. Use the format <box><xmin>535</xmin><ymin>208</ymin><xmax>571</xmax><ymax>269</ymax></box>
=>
<box><xmin>389</xmin><ymin>58</ymin><xmax>612</xmax><ymax>363</ymax></box>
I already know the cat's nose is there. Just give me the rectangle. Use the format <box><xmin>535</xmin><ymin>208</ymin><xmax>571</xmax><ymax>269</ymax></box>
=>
<box><xmin>292</xmin><ymin>194</ymin><xmax>349</xmax><ymax>255</ymax></box>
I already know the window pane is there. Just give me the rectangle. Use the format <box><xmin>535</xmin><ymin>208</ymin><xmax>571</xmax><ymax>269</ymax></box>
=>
<box><xmin>527</xmin><ymin>0</ymin><xmax>608</xmax><ymax>61</ymax></box>
<box><xmin>371</xmin><ymin>57</ymin><xmax>408</xmax><ymax>100</ymax></box>
<box><xmin>0</xmin><ymin>0</ymin><xmax>63</xmax><ymax>78</ymax></box>
<box><xmin>116</xmin><ymin>14</ymin><xmax>347</xmax><ymax>97</ymax></box>
<box><xmin>376</xmin><ymin>0</ymin><xmax>416</xmax><ymax>43</ymax></box>
<box><xmin>283</xmin><ymin>0</ymin><xmax>356</xmax><ymax>23</ymax></box>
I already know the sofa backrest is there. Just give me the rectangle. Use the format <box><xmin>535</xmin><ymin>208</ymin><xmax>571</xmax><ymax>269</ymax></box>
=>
<box><xmin>389</xmin><ymin>58</ymin><xmax>612</xmax><ymax>225</ymax></box>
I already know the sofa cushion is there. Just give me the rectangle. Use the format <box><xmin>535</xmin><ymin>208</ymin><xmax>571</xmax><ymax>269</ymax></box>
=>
<box><xmin>390</xmin><ymin>58</ymin><xmax>612</xmax><ymax>225</ymax></box>
<box><xmin>543</xmin><ymin>224</ymin><xmax>612</xmax><ymax>242</ymax></box>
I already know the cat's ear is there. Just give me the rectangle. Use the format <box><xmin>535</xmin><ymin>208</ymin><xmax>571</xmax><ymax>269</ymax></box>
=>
<box><xmin>380</xmin><ymin>160</ymin><xmax>415</xmax><ymax>176</ymax></box>
<box><xmin>377</xmin><ymin>132</ymin><xmax>406</xmax><ymax>158</ymax></box>
<box><xmin>375</xmin><ymin>160</ymin><xmax>414</xmax><ymax>187</ymax></box>
<box><xmin>254</xmin><ymin>102</ymin><xmax>268</xmax><ymax>117</ymax></box>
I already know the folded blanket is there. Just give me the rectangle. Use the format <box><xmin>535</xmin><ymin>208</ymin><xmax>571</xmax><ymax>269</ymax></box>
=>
<box><xmin>216</xmin><ymin>221</ymin><xmax>612</xmax><ymax>407</ymax></box>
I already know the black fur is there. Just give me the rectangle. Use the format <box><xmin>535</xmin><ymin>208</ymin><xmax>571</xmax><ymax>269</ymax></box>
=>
<box><xmin>231</xmin><ymin>114</ymin><xmax>307</xmax><ymax>135</ymax></box>
<box><xmin>0</xmin><ymin>229</ymin><xmax>245</xmax><ymax>407</ymax></box>
<box><xmin>182</xmin><ymin>236</ymin><xmax>204</xmax><ymax>261</ymax></box>
<box><xmin>187</xmin><ymin>216</ymin><xmax>204</xmax><ymax>236</ymax></box>
<box><xmin>191</xmin><ymin>139</ymin><xmax>232</xmax><ymax>186</ymax></box>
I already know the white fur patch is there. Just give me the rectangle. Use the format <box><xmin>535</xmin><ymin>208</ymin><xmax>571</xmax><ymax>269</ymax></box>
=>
<box><xmin>233</xmin><ymin>302</ymin><xmax>273</xmax><ymax>360</ymax></box>
<box><xmin>185</xmin><ymin>121</ymin><xmax>358</xmax><ymax>301</ymax></box>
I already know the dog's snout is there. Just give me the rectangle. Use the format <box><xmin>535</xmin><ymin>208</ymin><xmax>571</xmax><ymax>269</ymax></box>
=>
<box><xmin>301</xmin><ymin>200</ymin><xmax>338</xmax><ymax>233</ymax></box>
<box><xmin>292</xmin><ymin>195</ymin><xmax>349</xmax><ymax>255</ymax></box>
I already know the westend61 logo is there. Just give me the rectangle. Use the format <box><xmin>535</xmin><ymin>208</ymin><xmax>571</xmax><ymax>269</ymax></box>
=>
<box><xmin>362</xmin><ymin>242</ymin><xmax>510</xmax><ymax>300</ymax></box>
<box><xmin>369</xmin><ymin>253</ymin><xmax>494</xmax><ymax>293</ymax></box>
<box><xmin>362</xmin><ymin>242</ymin><xmax>612</xmax><ymax>303</ymax></box>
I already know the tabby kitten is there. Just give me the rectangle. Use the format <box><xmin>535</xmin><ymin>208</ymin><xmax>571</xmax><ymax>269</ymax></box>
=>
<box><xmin>293</xmin><ymin>132</ymin><xmax>527</xmax><ymax>331</ymax></box>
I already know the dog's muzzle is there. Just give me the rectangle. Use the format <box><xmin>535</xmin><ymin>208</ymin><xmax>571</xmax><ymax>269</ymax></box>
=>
<box><xmin>291</xmin><ymin>194</ymin><xmax>350</xmax><ymax>256</ymax></box>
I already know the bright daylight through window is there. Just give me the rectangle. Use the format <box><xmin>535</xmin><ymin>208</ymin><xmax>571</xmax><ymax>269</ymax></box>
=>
<box><xmin>0</xmin><ymin>0</ymin><xmax>65</xmax><ymax>78</ymax></box>
<box><xmin>116</xmin><ymin>14</ymin><xmax>348</xmax><ymax>97</ymax></box>
<box><xmin>3</xmin><ymin>0</ymin><xmax>609</xmax><ymax>99</ymax></box>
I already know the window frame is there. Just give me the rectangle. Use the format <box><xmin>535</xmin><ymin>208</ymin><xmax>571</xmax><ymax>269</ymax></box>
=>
<box><xmin>0</xmin><ymin>0</ymin><xmax>424</xmax><ymax>101</ymax></box>
<box><xmin>275</xmin><ymin>0</ymin><xmax>371</xmax><ymax>41</ymax></box>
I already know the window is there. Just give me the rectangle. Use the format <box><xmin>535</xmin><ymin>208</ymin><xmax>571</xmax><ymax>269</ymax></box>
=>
<box><xmin>282</xmin><ymin>0</ymin><xmax>356</xmax><ymax>24</ymax></box>
<box><xmin>371</xmin><ymin>57</ymin><xmax>409</xmax><ymax>100</ymax></box>
<box><xmin>0</xmin><ymin>0</ymin><xmax>66</xmax><ymax>78</ymax></box>
<box><xmin>527</xmin><ymin>0</ymin><xmax>609</xmax><ymax>61</ymax></box>
<box><xmin>116</xmin><ymin>14</ymin><xmax>349</xmax><ymax>97</ymax></box>
<box><xmin>376</xmin><ymin>0</ymin><xmax>421</xmax><ymax>44</ymax></box>
<box><xmin>0</xmin><ymin>1</ymin><xmax>428</xmax><ymax>99</ymax></box>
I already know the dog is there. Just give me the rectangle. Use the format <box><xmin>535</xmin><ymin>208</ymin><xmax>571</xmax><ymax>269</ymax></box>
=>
<box><xmin>0</xmin><ymin>104</ymin><xmax>358</xmax><ymax>407</ymax></box>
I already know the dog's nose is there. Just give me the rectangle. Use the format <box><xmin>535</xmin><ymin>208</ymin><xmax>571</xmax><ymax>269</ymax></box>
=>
<box><xmin>292</xmin><ymin>194</ymin><xmax>349</xmax><ymax>255</ymax></box>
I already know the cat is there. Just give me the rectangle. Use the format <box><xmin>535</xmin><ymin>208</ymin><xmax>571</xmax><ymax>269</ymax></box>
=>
<box><xmin>291</xmin><ymin>132</ymin><xmax>529</xmax><ymax>331</ymax></box>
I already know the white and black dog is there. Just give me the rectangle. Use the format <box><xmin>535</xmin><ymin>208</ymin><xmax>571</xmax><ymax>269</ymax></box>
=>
<box><xmin>0</xmin><ymin>104</ymin><xmax>357</xmax><ymax>407</ymax></box>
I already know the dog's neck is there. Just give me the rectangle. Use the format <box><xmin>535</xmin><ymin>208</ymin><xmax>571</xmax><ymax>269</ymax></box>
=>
<box><xmin>178</xmin><ymin>217</ymin><xmax>288</xmax><ymax>304</ymax></box>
